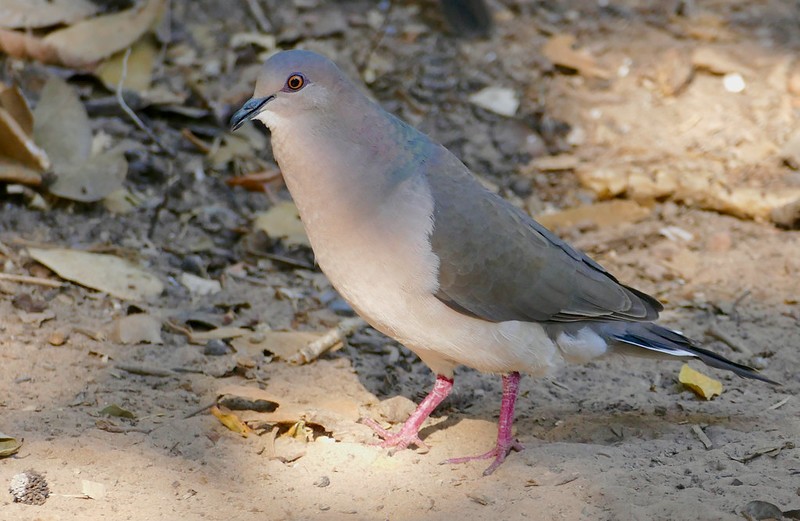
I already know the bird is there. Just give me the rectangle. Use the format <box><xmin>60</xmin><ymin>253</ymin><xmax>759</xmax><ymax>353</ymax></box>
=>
<box><xmin>230</xmin><ymin>50</ymin><xmax>777</xmax><ymax>475</ymax></box>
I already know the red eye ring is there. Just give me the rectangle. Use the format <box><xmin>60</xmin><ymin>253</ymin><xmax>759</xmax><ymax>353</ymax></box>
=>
<box><xmin>286</xmin><ymin>74</ymin><xmax>305</xmax><ymax>91</ymax></box>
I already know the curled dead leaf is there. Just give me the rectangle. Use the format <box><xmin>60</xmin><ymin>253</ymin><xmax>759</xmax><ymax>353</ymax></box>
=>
<box><xmin>211</xmin><ymin>405</ymin><xmax>253</xmax><ymax>438</ymax></box>
<box><xmin>679</xmin><ymin>364</ymin><xmax>723</xmax><ymax>400</ymax></box>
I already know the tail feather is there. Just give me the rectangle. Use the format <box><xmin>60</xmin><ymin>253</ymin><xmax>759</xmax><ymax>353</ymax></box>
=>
<box><xmin>605</xmin><ymin>322</ymin><xmax>780</xmax><ymax>385</ymax></box>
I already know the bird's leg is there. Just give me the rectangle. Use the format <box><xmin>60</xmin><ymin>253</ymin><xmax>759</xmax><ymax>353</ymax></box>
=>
<box><xmin>362</xmin><ymin>374</ymin><xmax>454</xmax><ymax>453</ymax></box>
<box><xmin>443</xmin><ymin>371</ymin><xmax>524</xmax><ymax>475</ymax></box>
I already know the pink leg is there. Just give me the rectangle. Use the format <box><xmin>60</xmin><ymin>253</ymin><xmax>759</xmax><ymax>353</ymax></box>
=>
<box><xmin>443</xmin><ymin>371</ymin><xmax>524</xmax><ymax>475</ymax></box>
<box><xmin>362</xmin><ymin>374</ymin><xmax>454</xmax><ymax>453</ymax></box>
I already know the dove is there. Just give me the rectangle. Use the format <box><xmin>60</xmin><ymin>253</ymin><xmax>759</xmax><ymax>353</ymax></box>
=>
<box><xmin>230</xmin><ymin>50</ymin><xmax>775</xmax><ymax>475</ymax></box>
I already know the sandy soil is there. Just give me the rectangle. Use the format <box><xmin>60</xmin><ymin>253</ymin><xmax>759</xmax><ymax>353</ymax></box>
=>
<box><xmin>1</xmin><ymin>1</ymin><xmax>798</xmax><ymax>520</ymax></box>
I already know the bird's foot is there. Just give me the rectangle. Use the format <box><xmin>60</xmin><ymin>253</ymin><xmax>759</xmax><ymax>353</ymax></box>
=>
<box><xmin>441</xmin><ymin>438</ymin><xmax>525</xmax><ymax>475</ymax></box>
<box><xmin>360</xmin><ymin>417</ymin><xmax>429</xmax><ymax>453</ymax></box>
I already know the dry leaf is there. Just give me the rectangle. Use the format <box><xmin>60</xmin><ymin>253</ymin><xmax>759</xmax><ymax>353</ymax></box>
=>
<box><xmin>211</xmin><ymin>405</ymin><xmax>253</xmax><ymax>437</ymax></box>
<box><xmin>0</xmin><ymin>84</ymin><xmax>34</xmax><ymax>135</ymax></box>
<box><xmin>679</xmin><ymin>364</ymin><xmax>723</xmax><ymax>400</ymax></box>
<box><xmin>0</xmin><ymin>107</ymin><xmax>50</xmax><ymax>171</ymax></box>
<box><xmin>0</xmin><ymin>28</ymin><xmax>60</xmax><ymax>65</ymax></box>
<box><xmin>99</xmin><ymin>404</ymin><xmax>136</xmax><ymax>419</ymax></box>
<box><xmin>28</xmin><ymin>248</ymin><xmax>164</xmax><ymax>301</ymax></box>
<box><xmin>179</xmin><ymin>272</ymin><xmax>221</xmax><ymax>296</ymax></box>
<box><xmin>81</xmin><ymin>480</ymin><xmax>107</xmax><ymax>500</ymax></box>
<box><xmin>253</xmin><ymin>201</ymin><xmax>310</xmax><ymax>247</ymax></box>
<box><xmin>542</xmin><ymin>34</ymin><xmax>610</xmax><ymax>79</ymax></box>
<box><xmin>43</xmin><ymin>0</ymin><xmax>167</xmax><ymax>68</ymax></box>
<box><xmin>110</xmin><ymin>314</ymin><xmax>163</xmax><ymax>344</ymax></box>
<box><xmin>48</xmin><ymin>147</ymin><xmax>128</xmax><ymax>202</ymax></box>
<box><xmin>0</xmin><ymin>432</ymin><xmax>22</xmax><ymax>458</ymax></box>
<box><xmin>468</xmin><ymin>86</ymin><xmax>519</xmax><ymax>117</ymax></box>
<box><xmin>0</xmin><ymin>0</ymin><xmax>99</xmax><ymax>29</ymax></box>
<box><xmin>536</xmin><ymin>200</ymin><xmax>651</xmax><ymax>230</ymax></box>
<box><xmin>188</xmin><ymin>326</ymin><xmax>251</xmax><ymax>344</ymax></box>
<box><xmin>95</xmin><ymin>36</ymin><xmax>158</xmax><ymax>93</ymax></box>
<box><xmin>231</xmin><ymin>330</ymin><xmax>323</xmax><ymax>361</ymax></box>
<box><xmin>0</xmin><ymin>158</ymin><xmax>42</xmax><ymax>185</ymax></box>
<box><xmin>33</xmin><ymin>76</ymin><xmax>92</xmax><ymax>166</ymax></box>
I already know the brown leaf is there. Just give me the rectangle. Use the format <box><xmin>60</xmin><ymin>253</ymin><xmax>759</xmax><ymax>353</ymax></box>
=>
<box><xmin>95</xmin><ymin>36</ymin><xmax>158</xmax><ymax>94</ymax></box>
<box><xmin>0</xmin><ymin>108</ymin><xmax>50</xmax><ymax>171</ymax></box>
<box><xmin>43</xmin><ymin>0</ymin><xmax>166</xmax><ymax>68</ymax></box>
<box><xmin>542</xmin><ymin>34</ymin><xmax>610</xmax><ymax>79</ymax></box>
<box><xmin>0</xmin><ymin>0</ymin><xmax>99</xmax><ymax>29</ymax></box>
<box><xmin>210</xmin><ymin>405</ymin><xmax>253</xmax><ymax>438</ymax></box>
<box><xmin>0</xmin><ymin>158</ymin><xmax>42</xmax><ymax>186</ymax></box>
<box><xmin>0</xmin><ymin>28</ymin><xmax>60</xmax><ymax>64</ymax></box>
<box><xmin>0</xmin><ymin>84</ymin><xmax>34</xmax><ymax>135</ymax></box>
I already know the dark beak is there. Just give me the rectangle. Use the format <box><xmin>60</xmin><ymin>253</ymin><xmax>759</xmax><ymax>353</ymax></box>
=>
<box><xmin>229</xmin><ymin>96</ymin><xmax>274</xmax><ymax>131</ymax></box>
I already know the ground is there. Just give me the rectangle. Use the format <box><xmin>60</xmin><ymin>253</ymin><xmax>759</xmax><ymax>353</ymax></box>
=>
<box><xmin>0</xmin><ymin>1</ymin><xmax>798</xmax><ymax>520</ymax></box>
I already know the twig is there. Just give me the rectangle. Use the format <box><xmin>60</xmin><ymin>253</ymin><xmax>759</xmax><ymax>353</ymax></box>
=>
<box><xmin>116</xmin><ymin>48</ymin><xmax>175</xmax><ymax>157</ymax></box>
<box><xmin>705</xmin><ymin>322</ymin><xmax>752</xmax><ymax>356</ymax></box>
<box><xmin>289</xmin><ymin>317</ymin><xmax>367</xmax><ymax>365</ymax></box>
<box><xmin>691</xmin><ymin>424</ymin><xmax>713</xmax><ymax>450</ymax></box>
<box><xmin>0</xmin><ymin>272</ymin><xmax>62</xmax><ymax>288</ymax></box>
<box><xmin>115</xmin><ymin>363</ymin><xmax>176</xmax><ymax>377</ymax></box>
<box><xmin>729</xmin><ymin>289</ymin><xmax>751</xmax><ymax>326</ymax></box>
<box><xmin>357</xmin><ymin>0</ymin><xmax>395</xmax><ymax>77</ymax></box>
<box><xmin>244</xmin><ymin>0</ymin><xmax>272</xmax><ymax>33</ymax></box>
<box><xmin>768</xmin><ymin>396</ymin><xmax>791</xmax><ymax>410</ymax></box>
<box><xmin>184</xmin><ymin>402</ymin><xmax>215</xmax><ymax>419</ymax></box>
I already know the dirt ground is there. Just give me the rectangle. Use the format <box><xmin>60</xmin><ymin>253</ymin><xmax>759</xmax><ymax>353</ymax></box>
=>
<box><xmin>1</xmin><ymin>1</ymin><xmax>799</xmax><ymax>520</ymax></box>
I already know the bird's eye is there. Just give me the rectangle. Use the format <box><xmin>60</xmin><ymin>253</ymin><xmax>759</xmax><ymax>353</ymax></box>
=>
<box><xmin>286</xmin><ymin>74</ymin><xmax>305</xmax><ymax>91</ymax></box>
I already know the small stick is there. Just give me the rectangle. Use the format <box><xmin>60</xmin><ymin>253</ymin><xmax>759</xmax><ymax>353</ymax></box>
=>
<box><xmin>244</xmin><ymin>0</ymin><xmax>272</xmax><ymax>33</ymax></box>
<box><xmin>705</xmin><ymin>322</ymin><xmax>752</xmax><ymax>356</ymax></box>
<box><xmin>115</xmin><ymin>363</ymin><xmax>176</xmax><ymax>377</ymax></box>
<box><xmin>691</xmin><ymin>424</ymin><xmax>713</xmax><ymax>450</ymax></box>
<box><xmin>289</xmin><ymin>317</ymin><xmax>367</xmax><ymax>365</ymax></box>
<box><xmin>767</xmin><ymin>396</ymin><xmax>790</xmax><ymax>410</ymax></box>
<box><xmin>0</xmin><ymin>272</ymin><xmax>62</xmax><ymax>288</ymax></box>
<box><xmin>116</xmin><ymin>48</ymin><xmax>175</xmax><ymax>157</ymax></box>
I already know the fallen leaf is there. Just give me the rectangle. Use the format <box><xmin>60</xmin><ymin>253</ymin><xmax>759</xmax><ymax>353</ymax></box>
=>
<box><xmin>0</xmin><ymin>0</ymin><xmax>99</xmax><ymax>29</ymax></box>
<box><xmin>32</xmin><ymin>76</ymin><xmax>92</xmax><ymax>167</ymax></box>
<box><xmin>542</xmin><ymin>34</ymin><xmax>610</xmax><ymax>79</ymax></box>
<box><xmin>536</xmin><ymin>200</ymin><xmax>651</xmax><ymax>230</ymax></box>
<box><xmin>0</xmin><ymin>432</ymin><xmax>22</xmax><ymax>458</ymax></box>
<box><xmin>180</xmin><ymin>272</ymin><xmax>222</xmax><ymax>296</ymax></box>
<box><xmin>468</xmin><ymin>86</ymin><xmax>519</xmax><ymax>117</ymax></box>
<box><xmin>110</xmin><ymin>314</ymin><xmax>163</xmax><ymax>344</ymax></box>
<box><xmin>81</xmin><ymin>480</ymin><xmax>107</xmax><ymax>500</ymax></box>
<box><xmin>679</xmin><ymin>364</ymin><xmax>723</xmax><ymax>400</ymax></box>
<box><xmin>0</xmin><ymin>28</ymin><xmax>59</xmax><ymax>65</ymax></box>
<box><xmin>46</xmin><ymin>146</ymin><xmax>128</xmax><ymax>202</ymax></box>
<box><xmin>253</xmin><ymin>201</ymin><xmax>310</xmax><ymax>247</ymax></box>
<box><xmin>231</xmin><ymin>330</ymin><xmax>323</xmax><ymax>361</ymax></box>
<box><xmin>0</xmin><ymin>84</ymin><xmax>34</xmax><ymax>135</ymax></box>
<box><xmin>95</xmin><ymin>36</ymin><xmax>158</xmax><ymax>93</ymax></box>
<box><xmin>225</xmin><ymin>170</ymin><xmax>283</xmax><ymax>192</ymax></box>
<box><xmin>0</xmin><ymin>158</ymin><xmax>41</xmax><ymax>185</ymax></box>
<box><xmin>211</xmin><ymin>405</ymin><xmax>253</xmax><ymax>437</ymax></box>
<box><xmin>0</xmin><ymin>107</ymin><xmax>50</xmax><ymax>171</ymax></box>
<box><xmin>43</xmin><ymin>0</ymin><xmax>166</xmax><ymax>68</ymax></box>
<box><xmin>28</xmin><ymin>248</ymin><xmax>164</xmax><ymax>301</ymax></box>
<box><xmin>99</xmin><ymin>404</ymin><xmax>136</xmax><ymax>419</ymax></box>
<box><xmin>188</xmin><ymin>326</ymin><xmax>251</xmax><ymax>344</ymax></box>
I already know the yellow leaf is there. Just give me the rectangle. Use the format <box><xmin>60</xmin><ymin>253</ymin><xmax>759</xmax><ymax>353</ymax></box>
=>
<box><xmin>211</xmin><ymin>405</ymin><xmax>253</xmax><ymax>437</ymax></box>
<box><xmin>679</xmin><ymin>364</ymin><xmax>723</xmax><ymax>400</ymax></box>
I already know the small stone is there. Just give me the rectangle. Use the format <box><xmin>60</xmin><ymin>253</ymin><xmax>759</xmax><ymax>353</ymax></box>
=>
<box><xmin>706</xmin><ymin>232</ymin><xmax>732</xmax><ymax>253</ymax></box>
<box><xmin>47</xmin><ymin>330</ymin><xmax>68</xmax><ymax>346</ymax></box>
<box><xmin>314</xmin><ymin>476</ymin><xmax>331</xmax><ymax>488</ymax></box>
<box><xmin>204</xmin><ymin>339</ymin><xmax>230</xmax><ymax>356</ymax></box>
<box><xmin>722</xmin><ymin>73</ymin><xmax>745</xmax><ymax>93</ymax></box>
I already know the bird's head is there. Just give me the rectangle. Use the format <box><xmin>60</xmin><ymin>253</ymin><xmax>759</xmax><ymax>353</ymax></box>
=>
<box><xmin>229</xmin><ymin>50</ymin><xmax>348</xmax><ymax>131</ymax></box>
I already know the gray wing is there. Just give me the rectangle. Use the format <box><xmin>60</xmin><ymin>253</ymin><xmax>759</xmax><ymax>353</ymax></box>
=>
<box><xmin>424</xmin><ymin>148</ymin><xmax>662</xmax><ymax>324</ymax></box>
